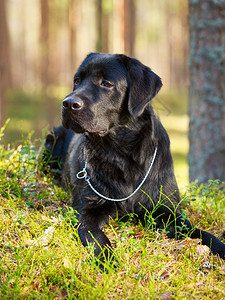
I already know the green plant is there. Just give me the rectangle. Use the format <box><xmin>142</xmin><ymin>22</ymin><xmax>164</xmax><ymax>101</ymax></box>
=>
<box><xmin>0</xmin><ymin>130</ymin><xmax>225</xmax><ymax>299</ymax></box>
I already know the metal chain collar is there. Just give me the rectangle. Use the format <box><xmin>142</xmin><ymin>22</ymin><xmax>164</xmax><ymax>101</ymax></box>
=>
<box><xmin>76</xmin><ymin>147</ymin><xmax>158</xmax><ymax>202</ymax></box>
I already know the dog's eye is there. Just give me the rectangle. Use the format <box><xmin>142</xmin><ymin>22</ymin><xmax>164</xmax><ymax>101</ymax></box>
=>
<box><xmin>101</xmin><ymin>80</ymin><xmax>114</xmax><ymax>88</ymax></box>
<box><xmin>74</xmin><ymin>78</ymin><xmax>80</xmax><ymax>86</ymax></box>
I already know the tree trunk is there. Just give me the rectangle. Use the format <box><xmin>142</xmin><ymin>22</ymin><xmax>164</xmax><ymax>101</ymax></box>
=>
<box><xmin>188</xmin><ymin>0</ymin><xmax>225</xmax><ymax>183</ymax></box>
<box><xmin>102</xmin><ymin>2</ymin><xmax>110</xmax><ymax>53</ymax></box>
<box><xmin>164</xmin><ymin>1</ymin><xmax>173</xmax><ymax>89</ymax></box>
<box><xmin>69</xmin><ymin>0</ymin><xmax>78</xmax><ymax>70</ymax></box>
<box><xmin>123</xmin><ymin>0</ymin><xmax>136</xmax><ymax>57</ymax></box>
<box><xmin>40</xmin><ymin>0</ymin><xmax>56</xmax><ymax>129</ymax></box>
<box><xmin>95</xmin><ymin>0</ymin><xmax>110</xmax><ymax>53</ymax></box>
<box><xmin>96</xmin><ymin>0</ymin><xmax>103</xmax><ymax>52</ymax></box>
<box><xmin>40</xmin><ymin>0</ymin><xmax>49</xmax><ymax>91</ymax></box>
<box><xmin>0</xmin><ymin>0</ymin><xmax>11</xmax><ymax>127</ymax></box>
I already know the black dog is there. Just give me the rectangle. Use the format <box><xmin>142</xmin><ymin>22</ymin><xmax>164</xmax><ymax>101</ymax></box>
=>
<box><xmin>44</xmin><ymin>53</ymin><xmax>225</xmax><ymax>265</ymax></box>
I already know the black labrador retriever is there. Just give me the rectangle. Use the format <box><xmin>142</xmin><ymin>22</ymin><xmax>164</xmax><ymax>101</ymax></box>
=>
<box><xmin>43</xmin><ymin>53</ymin><xmax>225</xmax><ymax>265</ymax></box>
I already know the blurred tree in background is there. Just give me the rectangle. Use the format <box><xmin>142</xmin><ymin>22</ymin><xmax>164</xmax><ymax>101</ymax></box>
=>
<box><xmin>189</xmin><ymin>0</ymin><xmax>225</xmax><ymax>183</ymax></box>
<box><xmin>0</xmin><ymin>0</ymin><xmax>189</xmax><ymax>126</ymax></box>
<box><xmin>1</xmin><ymin>0</ymin><xmax>224</xmax><ymax>184</ymax></box>
<box><xmin>0</xmin><ymin>0</ymin><xmax>201</xmax><ymax>186</ymax></box>
<box><xmin>0</xmin><ymin>0</ymin><xmax>12</xmax><ymax>127</ymax></box>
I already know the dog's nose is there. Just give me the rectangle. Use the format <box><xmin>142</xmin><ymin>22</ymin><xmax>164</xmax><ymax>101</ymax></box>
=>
<box><xmin>62</xmin><ymin>97</ymin><xmax>83</xmax><ymax>110</ymax></box>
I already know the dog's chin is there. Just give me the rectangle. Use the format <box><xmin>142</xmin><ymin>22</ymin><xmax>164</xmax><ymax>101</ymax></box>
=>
<box><xmin>62</xmin><ymin>120</ymin><xmax>85</xmax><ymax>133</ymax></box>
<box><xmin>83</xmin><ymin>128</ymin><xmax>108</xmax><ymax>137</ymax></box>
<box><xmin>62</xmin><ymin>120</ymin><xmax>108</xmax><ymax>136</ymax></box>
<box><xmin>89</xmin><ymin>129</ymin><xmax>108</xmax><ymax>137</ymax></box>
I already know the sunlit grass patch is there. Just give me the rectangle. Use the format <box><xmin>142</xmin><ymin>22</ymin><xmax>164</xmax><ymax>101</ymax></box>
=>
<box><xmin>0</xmin><ymin>128</ymin><xmax>225</xmax><ymax>299</ymax></box>
<box><xmin>160</xmin><ymin>114</ymin><xmax>189</xmax><ymax>189</ymax></box>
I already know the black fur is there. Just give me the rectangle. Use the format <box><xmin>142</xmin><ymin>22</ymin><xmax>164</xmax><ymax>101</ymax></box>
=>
<box><xmin>43</xmin><ymin>53</ymin><xmax>225</xmax><ymax>264</ymax></box>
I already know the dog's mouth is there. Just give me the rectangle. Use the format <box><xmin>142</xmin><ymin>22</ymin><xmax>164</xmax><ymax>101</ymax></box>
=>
<box><xmin>62</xmin><ymin>119</ymin><xmax>85</xmax><ymax>133</ymax></box>
<box><xmin>62</xmin><ymin>119</ymin><xmax>108</xmax><ymax>136</ymax></box>
<box><xmin>87</xmin><ymin>128</ymin><xmax>108</xmax><ymax>136</ymax></box>
<box><xmin>62</xmin><ymin>108</ymin><xmax>109</xmax><ymax>136</ymax></box>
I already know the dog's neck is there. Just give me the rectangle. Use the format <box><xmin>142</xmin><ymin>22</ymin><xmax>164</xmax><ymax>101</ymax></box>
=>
<box><xmin>80</xmin><ymin>110</ymin><xmax>161</xmax><ymax>195</ymax></box>
<box><xmin>84</xmin><ymin>110</ymin><xmax>157</xmax><ymax>167</ymax></box>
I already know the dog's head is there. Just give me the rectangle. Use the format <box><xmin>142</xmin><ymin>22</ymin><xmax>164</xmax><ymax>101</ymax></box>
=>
<box><xmin>62</xmin><ymin>53</ymin><xmax>162</xmax><ymax>136</ymax></box>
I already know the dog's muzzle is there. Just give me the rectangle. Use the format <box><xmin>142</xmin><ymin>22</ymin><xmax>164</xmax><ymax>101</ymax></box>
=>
<box><xmin>62</xmin><ymin>96</ymin><xmax>84</xmax><ymax>111</ymax></box>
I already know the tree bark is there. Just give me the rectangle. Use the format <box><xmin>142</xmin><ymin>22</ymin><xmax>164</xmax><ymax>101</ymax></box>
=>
<box><xmin>69</xmin><ymin>0</ymin><xmax>78</xmax><ymax>70</ymax></box>
<box><xmin>0</xmin><ymin>0</ymin><xmax>11</xmax><ymax>127</ymax></box>
<box><xmin>95</xmin><ymin>0</ymin><xmax>110</xmax><ymax>53</ymax></box>
<box><xmin>40</xmin><ymin>0</ymin><xmax>56</xmax><ymax>129</ymax></box>
<box><xmin>188</xmin><ymin>0</ymin><xmax>225</xmax><ymax>183</ymax></box>
<box><xmin>96</xmin><ymin>0</ymin><xmax>103</xmax><ymax>52</ymax></box>
<box><xmin>123</xmin><ymin>0</ymin><xmax>136</xmax><ymax>57</ymax></box>
<box><xmin>40</xmin><ymin>0</ymin><xmax>49</xmax><ymax>91</ymax></box>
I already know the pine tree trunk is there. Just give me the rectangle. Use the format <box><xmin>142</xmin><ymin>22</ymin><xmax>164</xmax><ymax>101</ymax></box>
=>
<box><xmin>124</xmin><ymin>0</ymin><xmax>136</xmax><ymax>57</ymax></box>
<box><xmin>0</xmin><ymin>0</ymin><xmax>11</xmax><ymax>127</ymax></box>
<box><xmin>69</xmin><ymin>0</ymin><xmax>78</xmax><ymax>70</ymax></box>
<box><xmin>188</xmin><ymin>0</ymin><xmax>225</xmax><ymax>183</ymax></box>
<box><xmin>40</xmin><ymin>0</ymin><xmax>49</xmax><ymax>91</ymax></box>
<box><xmin>40</xmin><ymin>0</ymin><xmax>56</xmax><ymax>128</ymax></box>
<box><xmin>96</xmin><ymin>0</ymin><xmax>103</xmax><ymax>52</ymax></box>
<box><xmin>95</xmin><ymin>0</ymin><xmax>110</xmax><ymax>53</ymax></box>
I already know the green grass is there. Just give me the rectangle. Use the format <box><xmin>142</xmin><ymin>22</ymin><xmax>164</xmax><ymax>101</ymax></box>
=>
<box><xmin>160</xmin><ymin>114</ymin><xmax>189</xmax><ymax>190</ymax></box>
<box><xmin>0</xmin><ymin>128</ymin><xmax>225</xmax><ymax>299</ymax></box>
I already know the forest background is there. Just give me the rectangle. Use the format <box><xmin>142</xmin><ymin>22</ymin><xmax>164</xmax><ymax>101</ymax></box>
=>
<box><xmin>1</xmin><ymin>0</ymin><xmax>189</xmax><ymax>187</ymax></box>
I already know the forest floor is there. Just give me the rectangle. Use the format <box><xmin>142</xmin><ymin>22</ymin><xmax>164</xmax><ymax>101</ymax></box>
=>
<box><xmin>1</xmin><ymin>122</ymin><xmax>225</xmax><ymax>299</ymax></box>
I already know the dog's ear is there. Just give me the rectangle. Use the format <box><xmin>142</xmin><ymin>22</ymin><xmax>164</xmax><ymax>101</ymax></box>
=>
<box><xmin>118</xmin><ymin>55</ymin><xmax>162</xmax><ymax>117</ymax></box>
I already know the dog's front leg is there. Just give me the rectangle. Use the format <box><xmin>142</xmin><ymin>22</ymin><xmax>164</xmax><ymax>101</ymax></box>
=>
<box><xmin>77</xmin><ymin>214</ymin><xmax>114</xmax><ymax>267</ymax></box>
